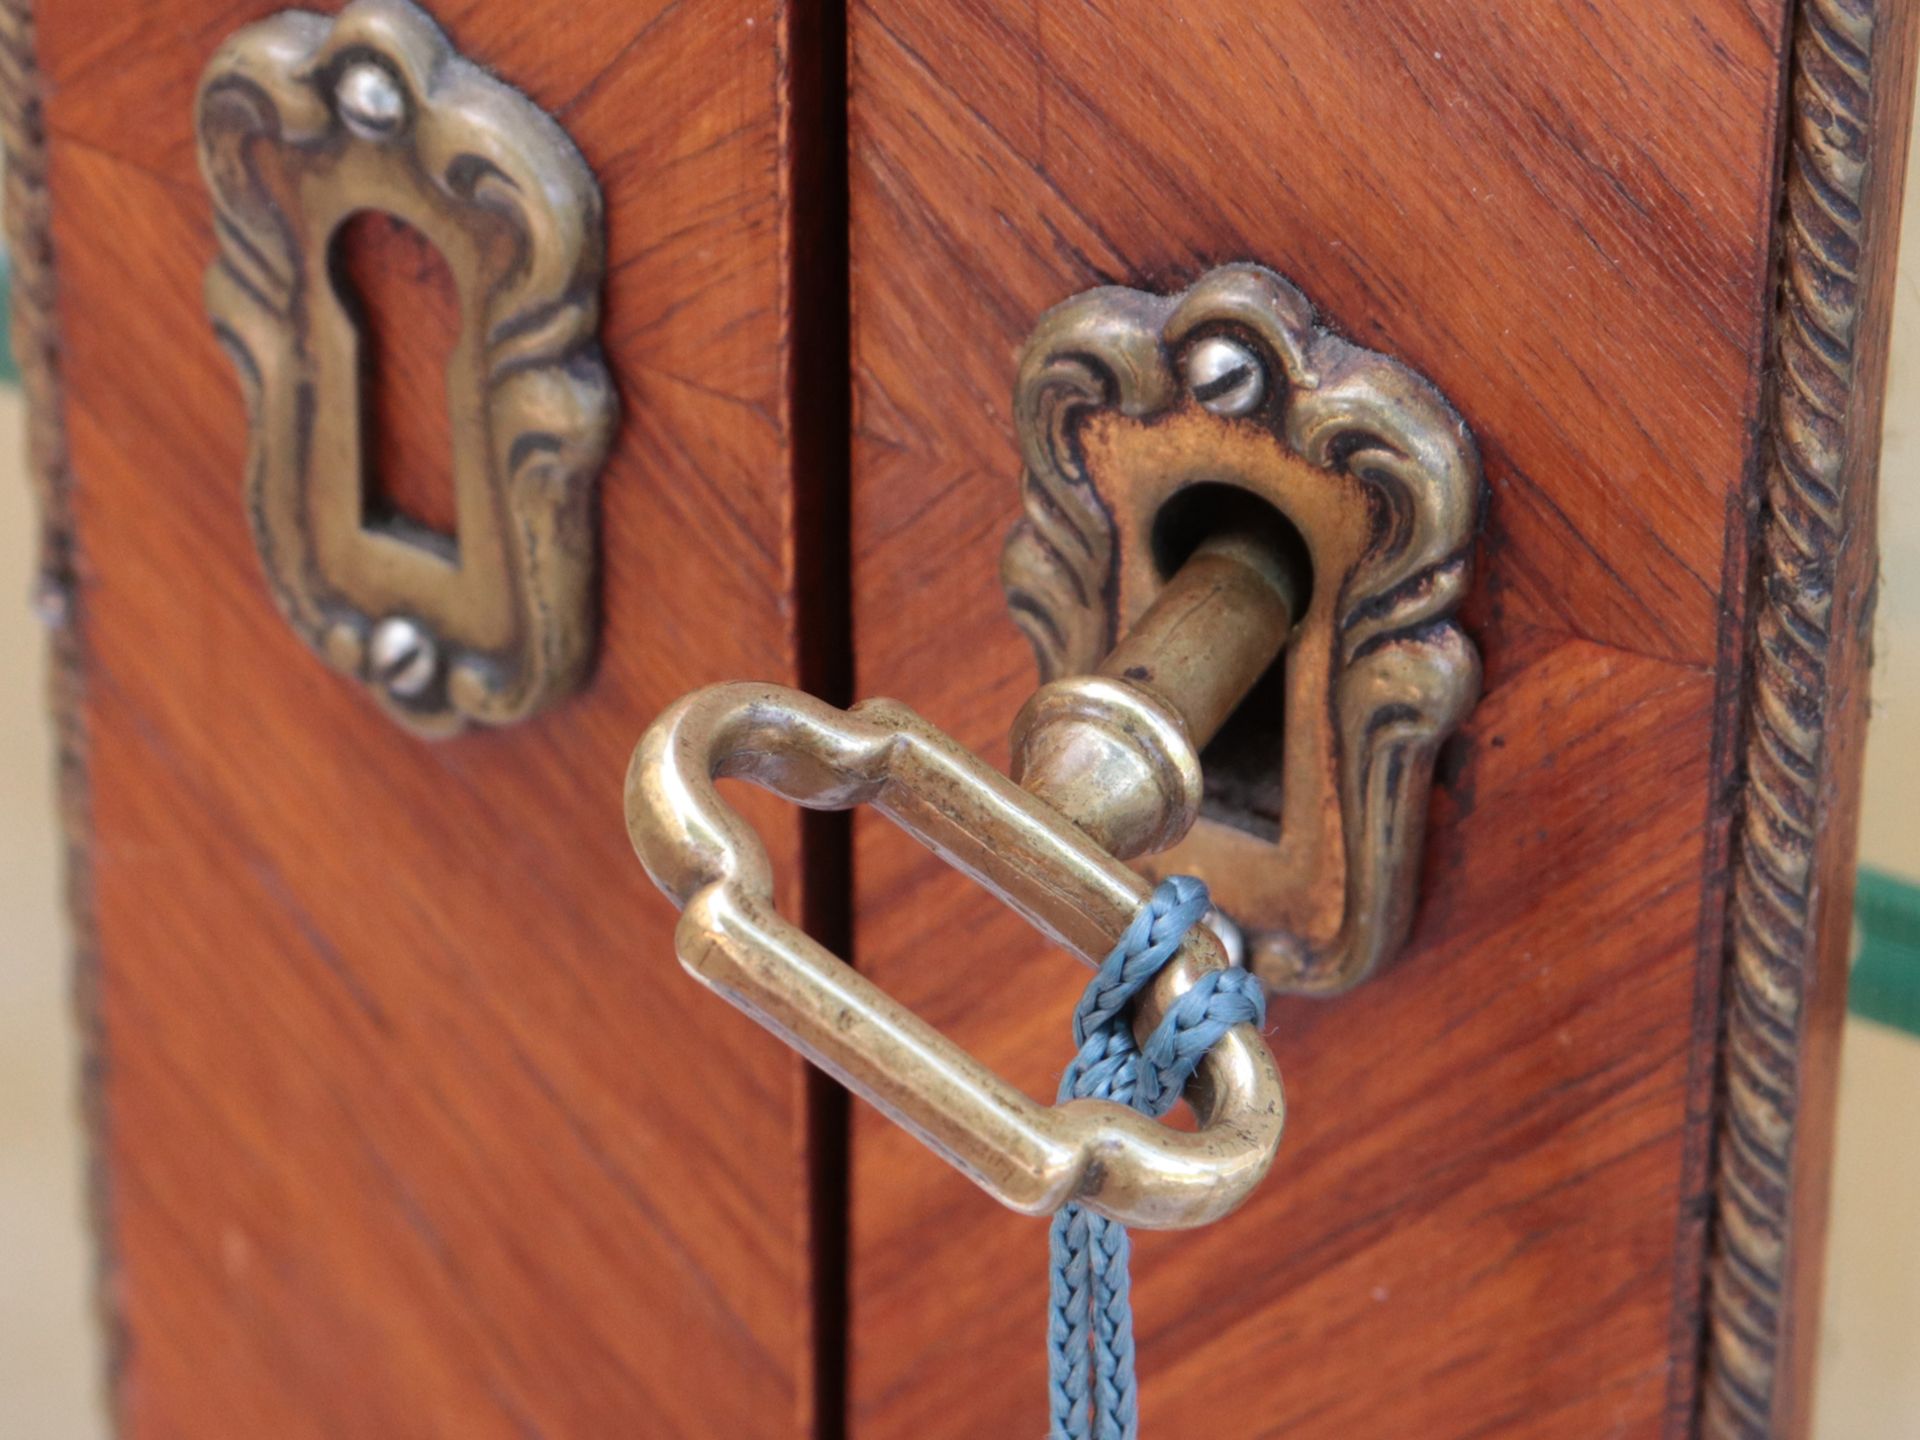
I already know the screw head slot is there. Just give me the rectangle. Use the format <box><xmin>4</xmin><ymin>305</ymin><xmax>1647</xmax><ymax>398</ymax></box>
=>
<box><xmin>369</xmin><ymin>615</ymin><xmax>439</xmax><ymax>699</ymax></box>
<box><xmin>1184</xmin><ymin>335</ymin><xmax>1266</xmax><ymax>417</ymax></box>
<box><xmin>336</xmin><ymin>62</ymin><xmax>406</xmax><ymax>140</ymax></box>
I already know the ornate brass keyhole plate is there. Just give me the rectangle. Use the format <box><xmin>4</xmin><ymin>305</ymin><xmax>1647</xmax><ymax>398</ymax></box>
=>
<box><xmin>197</xmin><ymin>0</ymin><xmax>615</xmax><ymax>735</ymax></box>
<box><xmin>1004</xmin><ymin>265</ymin><xmax>1484</xmax><ymax>995</ymax></box>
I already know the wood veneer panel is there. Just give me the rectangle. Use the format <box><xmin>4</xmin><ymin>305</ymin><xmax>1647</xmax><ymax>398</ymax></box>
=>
<box><xmin>843</xmin><ymin>1</ymin><xmax>1809</xmax><ymax>1436</ymax></box>
<box><xmin>38</xmin><ymin>1</ymin><xmax>837</xmax><ymax>1434</ymax></box>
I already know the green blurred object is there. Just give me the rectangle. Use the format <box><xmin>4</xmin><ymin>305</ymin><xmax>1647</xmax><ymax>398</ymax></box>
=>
<box><xmin>1853</xmin><ymin>867</ymin><xmax>1920</xmax><ymax>1037</ymax></box>
<box><xmin>0</xmin><ymin>248</ymin><xmax>15</xmax><ymax>385</ymax></box>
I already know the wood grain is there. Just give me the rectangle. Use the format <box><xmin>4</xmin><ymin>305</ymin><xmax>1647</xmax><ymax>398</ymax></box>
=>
<box><xmin>35</xmin><ymin>0</ymin><xmax>840</xmax><ymax>1434</ymax></box>
<box><xmin>839</xmin><ymin>1</ymin><xmax>1845</xmax><ymax>1436</ymax></box>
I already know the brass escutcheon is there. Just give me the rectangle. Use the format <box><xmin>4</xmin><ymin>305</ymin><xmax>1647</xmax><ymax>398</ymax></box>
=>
<box><xmin>1004</xmin><ymin>265</ymin><xmax>1484</xmax><ymax>994</ymax></box>
<box><xmin>197</xmin><ymin>0</ymin><xmax>615</xmax><ymax>735</ymax></box>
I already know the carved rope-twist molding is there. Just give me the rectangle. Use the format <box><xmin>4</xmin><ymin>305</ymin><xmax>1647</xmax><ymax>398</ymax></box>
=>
<box><xmin>1706</xmin><ymin>0</ymin><xmax>1875</xmax><ymax>1435</ymax></box>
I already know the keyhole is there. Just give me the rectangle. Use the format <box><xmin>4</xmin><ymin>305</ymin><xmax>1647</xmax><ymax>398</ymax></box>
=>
<box><xmin>329</xmin><ymin>211</ymin><xmax>461</xmax><ymax>553</ymax></box>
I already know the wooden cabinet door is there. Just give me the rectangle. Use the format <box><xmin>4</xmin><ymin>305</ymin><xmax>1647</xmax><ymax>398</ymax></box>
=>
<box><xmin>13</xmin><ymin>0</ymin><xmax>844</xmax><ymax>1435</ymax></box>
<box><xmin>11</xmin><ymin>0</ymin><xmax>1916</xmax><ymax>1437</ymax></box>
<box><xmin>841</xmin><ymin>3</ymin><xmax>1915</xmax><ymax>1439</ymax></box>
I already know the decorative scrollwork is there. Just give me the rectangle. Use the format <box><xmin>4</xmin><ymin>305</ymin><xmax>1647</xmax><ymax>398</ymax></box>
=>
<box><xmin>1704</xmin><ymin>0</ymin><xmax>1889</xmax><ymax>1433</ymax></box>
<box><xmin>197</xmin><ymin>0</ymin><xmax>614</xmax><ymax>734</ymax></box>
<box><xmin>1003</xmin><ymin>265</ymin><xmax>1483</xmax><ymax>994</ymax></box>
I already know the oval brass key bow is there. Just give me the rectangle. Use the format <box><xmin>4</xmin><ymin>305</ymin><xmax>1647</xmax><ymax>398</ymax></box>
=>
<box><xmin>624</xmin><ymin>681</ymin><xmax>1284</xmax><ymax>1229</ymax></box>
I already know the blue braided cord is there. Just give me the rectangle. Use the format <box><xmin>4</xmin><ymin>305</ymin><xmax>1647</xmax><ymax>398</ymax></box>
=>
<box><xmin>1047</xmin><ymin>876</ymin><xmax>1267</xmax><ymax>1440</ymax></box>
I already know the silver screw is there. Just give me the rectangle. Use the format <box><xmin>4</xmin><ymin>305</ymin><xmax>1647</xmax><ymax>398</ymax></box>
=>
<box><xmin>1205</xmin><ymin>907</ymin><xmax>1248</xmax><ymax>969</ymax></box>
<box><xmin>336</xmin><ymin>62</ymin><xmax>406</xmax><ymax>140</ymax></box>
<box><xmin>1184</xmin><ymin>335</ymin><xmax>1266</xmax><ymax>417</ymax></box>
<box><xmin>369</xmin><ymin>616</ymin><xmax>439</xmax><ymax>699</ymax></box>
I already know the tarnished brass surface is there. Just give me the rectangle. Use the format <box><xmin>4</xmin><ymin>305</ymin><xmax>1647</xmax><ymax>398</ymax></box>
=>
<box><xmin>1003</xmin><ymin>264</ymin><xmax>1484</xmax><ymax>994</ymax></box>
<box><xmin>1012</xmin><ymin>529</ymin><xmax>1299</xmax><ymax>860</ymax></box>
<box><xmin>624</xmin><ymin>681</ymin><xmax>1284</xmax><ymax>1229</ymax></box>
<box><xmin>197</xmin><ymin>0</ymin><xmax>614</xmax><ymax>735</ymax></box>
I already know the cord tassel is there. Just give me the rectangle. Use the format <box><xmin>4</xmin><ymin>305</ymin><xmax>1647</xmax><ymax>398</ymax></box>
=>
<box><xmin>1048</xmin><ymin>877</ymin><xmax>1266</xmax><ymax>1439</ymax></box>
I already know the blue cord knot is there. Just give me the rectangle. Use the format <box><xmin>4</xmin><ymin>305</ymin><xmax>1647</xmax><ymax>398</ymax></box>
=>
<box><xmin>1048</xmin><ymin>875</ymin><xmax>1266</xmax><ymax>1439</ymax></box>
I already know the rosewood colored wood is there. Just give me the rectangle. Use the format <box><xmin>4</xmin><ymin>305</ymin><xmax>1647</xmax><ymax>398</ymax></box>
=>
<box><xmin>9</xmin><ymin>0</ymin><xmax>1915</xmax><ymax>1435</ymax></box>
<box><xmin>842</xmin><ymin>2</ymin><xmax>1913</xmax><ymax>1439</ymax></box>
<box><xmin>26</xmin><ymin>0</ymin><xmax>842</xmax><ymax>1435</ymax></box>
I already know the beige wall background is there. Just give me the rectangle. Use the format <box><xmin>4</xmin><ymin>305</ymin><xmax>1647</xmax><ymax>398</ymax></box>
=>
<box><xmin>1813</xmin><ymin>103</ymin><xmax>1920</xmax><ymax>1440</ymax></box>
<box><xmin>0</xmin><ymin>111</ymin><xmax>1916</xmax><ymax>1440</ymax></box>
<box><xmin>0</xmin><ymin>391</ymin><xmax>104</xmax><ymax>1439</ymax></box>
